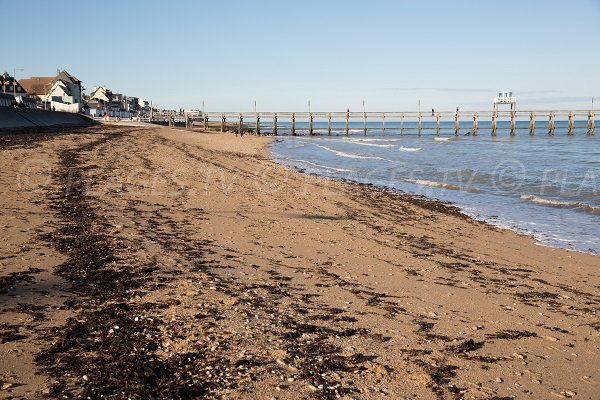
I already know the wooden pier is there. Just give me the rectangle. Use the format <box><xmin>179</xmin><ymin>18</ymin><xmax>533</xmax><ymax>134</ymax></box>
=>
<box><xmin>145</xmin><ymin>110</ymin><xmax>596</xmax><ymax>136</ymax></box>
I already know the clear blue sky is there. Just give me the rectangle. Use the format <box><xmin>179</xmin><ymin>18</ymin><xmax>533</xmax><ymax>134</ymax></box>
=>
<box><xmin>3</xmin><ymin>0</ymin><xmax>599</xmax><ymax>111</ymax></box>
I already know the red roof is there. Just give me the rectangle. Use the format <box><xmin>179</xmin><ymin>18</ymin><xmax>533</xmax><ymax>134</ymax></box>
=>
<box><xmin>18</xmin><ymin>77</ymin><xmax>54</xmax><ymax>96</ymax></box>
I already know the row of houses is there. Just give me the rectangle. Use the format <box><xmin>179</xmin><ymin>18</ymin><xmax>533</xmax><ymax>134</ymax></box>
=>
<box><xmin>86</xmin><ymin>85</ymin><xmax>150</xmax><ymax>117</ymax></box>
<box><xmin>1</xmin><ymin>69</ymin><xmax>150</xmax><ymax>117</ymax></box>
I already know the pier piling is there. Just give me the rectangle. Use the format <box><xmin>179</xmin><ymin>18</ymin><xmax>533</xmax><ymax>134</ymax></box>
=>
<box><xmin>548</xmin><ymin>112</ymin><xmax>555</xmax><ymax>135</ymax></box>
<box><xmin>273</xmin><ymin>113</ymin><xmax>278</xmax><ymax>135</ymax></box>
<box><xmin>363</xmin><ymin>111</ymin><xmax>367</xmax><ymax>135</ymax></box>
<box><xmin>588</xmin><ymin>112</ymin><xmax>595</xmax><ymax>135</ymax></box>
<box><xmin>568</xmin><ymin>113</ymin><xmax>574</xmax><ymax>135</ymax></box>
<box><xmin>239</xmin><ymin>114</ymin><xmax>244</xmax><ymax>137</ymax></box>
<box><xmin>291</xmin><ymin>113</ymin><xmax>296</xmax><ymax>135</ymax></box>
<box><xmin>529</xmin><ymin>112</ymin><xmax>535</xmax><ymax>136</ymax></box>
<box><xmin>400</xmin><ymin>114</ymin><xmax>404</xmax><ymax>135</ymax></box>
<box><xmin>221</xmin><ymin>113</ymin><xmax>225</xmax><ymax>132</ymax></box>
<box><xmin>327</xmin><ymin>112</ymin><xmax>331</xmax><ymax>135</ymax></box>
<box><xmin>454</xmin><ymin>112</ymin><xmax>459</xmax><ymax>135</ymax></box>
<box><xmin>510</xmin><ymin>111</ymin><xmax>516</xmax><ymax>136</ymax></box>
<box><xmin>309</xmin><ymin>113</ymin><xmax>314</xmax><ymax>135</ymax></box>
<box><xmin>204</xmin><ymin>115</ymin><xmax>208</xmax><ymax>130</ymax></box>
<box><xmin>436</xmin><ymin>113</ymin><xmax>440</xmax><ymax>135</ymax></box>
<box><xmin>345</xmin><ymin>110</ymin><xmax>349</xmax><ymax>135</ymax></box>
<box><xmin>491</xmin><ymin>111</ymin><xmax>497</xmax><ymax>136</ymax></box>
<box><xmin>472</xmin><ymin>112</ymin><xmax>478</xmax><ymax>135</ymax></box>
<box><xmin>256</xmin><ymin>114</ymin><xmax>260</xmax><ymax>135</ymax></box>
<box><xmin>418</xmin><ymin>112</ymin><xmax>422</xmax><ymax>135</ymax></box>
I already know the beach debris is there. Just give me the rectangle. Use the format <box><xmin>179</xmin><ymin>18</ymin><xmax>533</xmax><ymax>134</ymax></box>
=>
<box><xmin>542</xmin><ymin>335</ymin><xmax>559</xmax><ymax>342</ymax></box>
<box><xmin>487</xmin><ymin>330</ymin><xmax>537</xmax><ymax>340</ymax></box>
<box><xmin>451</xmin><ymin>338</ymin><xmax>485</xmax><ymax>353</ymax></box>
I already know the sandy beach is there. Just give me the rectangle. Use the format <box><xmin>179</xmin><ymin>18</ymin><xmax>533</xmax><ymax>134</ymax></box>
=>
<box><xmin>1</xmin><ymin>124</ymin><xmax>598</xmax><ymax>399</ymax></box>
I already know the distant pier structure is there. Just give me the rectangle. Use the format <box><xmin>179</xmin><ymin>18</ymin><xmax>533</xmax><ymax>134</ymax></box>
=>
<box><xmin>146</xmin><ymin>91</ymin><xmax>596</xmax><ymax>137</ymax></box>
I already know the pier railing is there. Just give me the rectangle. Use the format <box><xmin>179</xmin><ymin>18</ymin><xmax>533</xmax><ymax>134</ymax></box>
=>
<box><xmin>145</xmin><ymin>110</ymin><xmax>596</xmax><ymax>136</ymax></box>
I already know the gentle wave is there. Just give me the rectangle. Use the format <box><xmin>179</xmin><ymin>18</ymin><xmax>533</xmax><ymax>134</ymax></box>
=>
<box><xmin>288</xmin><ymin>144</ymin><xmax>307</xmax><ymax>149</ymax></box>
<box><xmin>295</xmin><ymin>159</ymin><xmax>352</xmax><ymax>172</ymax></box>
<box><xmin>312</xmin><ymin>143</ymin><xmax>387</xmax><ymax>160</ymax></box>
<box><xmin>434</xmin><ymin>137</ymin><xmax>455</xmax><ymax>142</ymax></box>
<box><xmin>520</xmin><ymin>195</ymin><xmax>600</xmax><ymax>215</ymax></box>
<box><xmin>348</xmin><ymin>141</ymin><xmax>396</xmax><ymax>148</ymax></box>
<box><xmin>288</xmin><ymin>128</ymin><xmax>365</xmax><ymax>135</ymax></box>
<box><xmin>399</xmin><ymin>146</ymin><xmax>422</xmax><ymax>152</ymax></box>
<box><xmin>347</xmin><ymin>138</ymin><xmax>398</xmax><ymax>142</ymax></box>
<box><xmin>404</xmin><ymin>179</ymin><xmax>462</xmax><ymax>191</ymax></box>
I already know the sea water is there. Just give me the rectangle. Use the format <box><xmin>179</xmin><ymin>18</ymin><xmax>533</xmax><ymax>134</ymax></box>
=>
<box><xmin>269</xmin><ymin>120</ymin><xmax>600</xmax><ymax>254</ymax></box>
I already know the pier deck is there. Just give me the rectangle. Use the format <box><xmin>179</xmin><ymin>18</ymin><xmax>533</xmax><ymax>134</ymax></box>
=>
<box><xmin>145</xmin><ymin>110</ymin><xmax>596</xmax><ymax>136</ymax></box>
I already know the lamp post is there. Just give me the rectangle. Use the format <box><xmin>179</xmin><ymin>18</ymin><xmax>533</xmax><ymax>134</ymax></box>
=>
<box><xmin>45</xmin><ymin>83</ymin><xmax>50</xmax><ymax>110</ymax></box>
<box><xmin>13</xmin><ymin>68</ymin><xmax>23</xmax><ymax>99</ymax></box>
<box><xmin>362</xmin><ymin>99</ymin><xmax>366</xmax><ymax>134</ymax></box>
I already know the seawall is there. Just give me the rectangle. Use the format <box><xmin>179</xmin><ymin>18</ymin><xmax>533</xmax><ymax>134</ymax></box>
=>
<box><xmin>0</xmin><ymin>107</ymin><xmax>95</xmax><ymax>132</ymax></box>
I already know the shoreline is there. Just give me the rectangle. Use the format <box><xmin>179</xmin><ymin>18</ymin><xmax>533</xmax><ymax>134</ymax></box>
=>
<box><xmin>276</xmin><ymin>158</ymin><xmax>599</xmax><ymax>257</ymax></box>
<box><xmin>1</xmin><ymin>125</ymin><xmax>598</xmax><ymax>399</ymax></box>
<box><xmin>270</xmin><ymin>135</ymin><xmax>599</xmax><ymax>256</ymax></box>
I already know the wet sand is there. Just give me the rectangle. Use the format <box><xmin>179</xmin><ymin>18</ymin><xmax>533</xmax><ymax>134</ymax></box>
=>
<box><xmin>0</xmin><ymin>124</ymin><xmax>598</xmax><ymax>399</ymax></box>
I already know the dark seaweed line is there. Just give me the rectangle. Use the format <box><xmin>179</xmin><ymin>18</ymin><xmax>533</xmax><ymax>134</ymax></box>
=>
<box><xmin>34</xmin><ymin>130</ymin><xmax>236</xmax><ymax>399</ymax></box>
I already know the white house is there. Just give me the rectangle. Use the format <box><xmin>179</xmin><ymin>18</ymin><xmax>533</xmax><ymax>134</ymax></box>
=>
<box><xmin>1</xmin><ymin>72</ymin><xmax>28</xmax><ymax>97</ymax></box>
<box><xmin>90</xmin><ymin>86</ymin><xmax>111</xmax><ymax>103</ymax></box>
<box><xmin>19</xmin><ymin>70</ymin><xmax>83</xmax><ymax>112</ymax></box>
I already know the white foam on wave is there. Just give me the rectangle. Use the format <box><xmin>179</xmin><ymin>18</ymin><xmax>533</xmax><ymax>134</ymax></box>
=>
<box><xmin>296</xmin><ymin>159</ymin><xmax>352</xmax><ymax>173</ymax></box>
<box><xmin>312</xmin><ymin>143</ymin><xmax>388</xmax><ymax>160</ymax></box>
<box><xmin>288</xmin><ymin>143</ymin><xmax>307</xmax><ymax>149</ymax></box>
<box><xmin>534</xmin><ymin>241</ymin><xmax>597</xmax><ymax>255</ymax></box>
<box><xmin>520</xmin><ymin>195</ymin><xmax>600</xmax><ymax>215</ymax></box>
<box><xmin>347</xmin><ymin>138</ymin><xmax>398</xmax><ymax>143</ymax></box>
<box><xmin>434</xmin><ymin>137</ymin><xmax>455</xmax><ymax>142</ymax></box>
<box><xmin>405</xmin><ymin>179</ymin><xmax>462</xmax><ymax>191</ymax></box>
<box><xmin>347</xmin><ymin>141</ymin><xmax>396</xmax><ymax>148</ymax></box>
<box><xmin>399</xmin><ymin>146</ymin><xmax>422</xmax><ymax>152</ymax></box>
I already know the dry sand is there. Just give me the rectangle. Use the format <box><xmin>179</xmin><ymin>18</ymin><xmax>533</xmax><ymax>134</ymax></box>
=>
<box><xmin>0</xmin><ymin>124</ymin><xmax>598</xmax><ymax>399</ymax></box>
